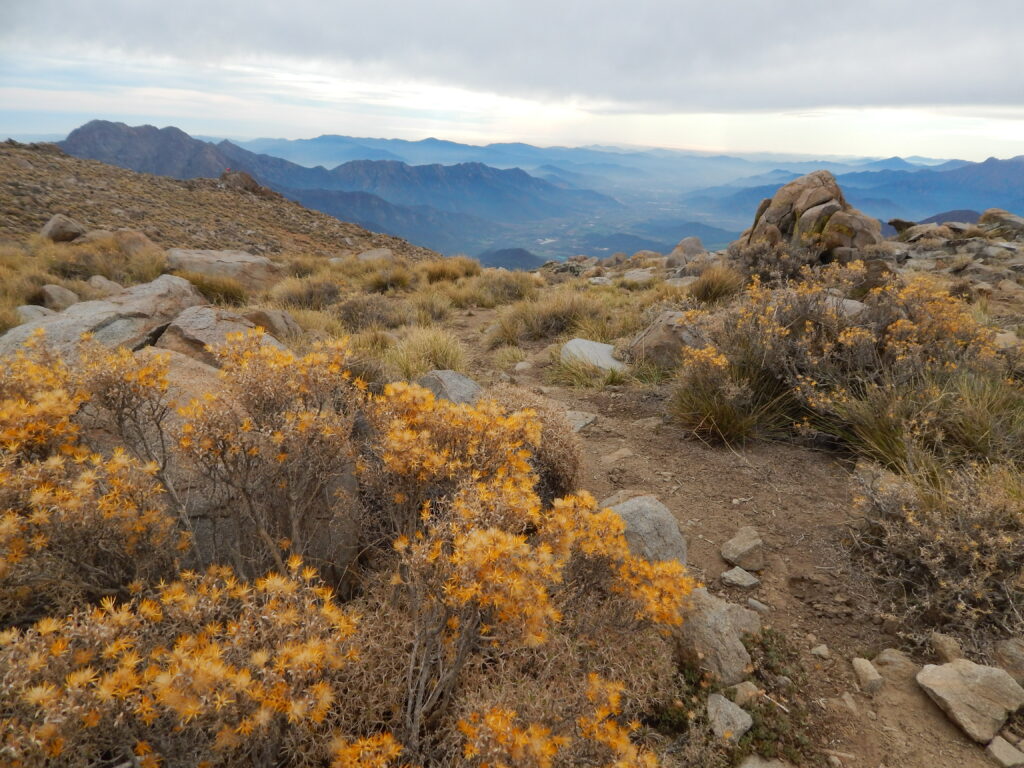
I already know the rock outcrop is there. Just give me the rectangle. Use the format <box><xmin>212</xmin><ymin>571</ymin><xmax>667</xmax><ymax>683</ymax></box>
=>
<box><xmin>916</xmin><ymin>659</ymin><xmax>1024</xmax><ymax>743</ymax></box>
<box><xmin>980</xmin><ymin>208</ymin><xmax>1024</xmax><ymax>241</ymax></box>
<box><xmin>625</xmin><ymin>310</ymin><xmax>704</xmax><ymax>368</ymax></box>
<box><xmin>740</xmin><ymin>170</ymin><xmax>883</xmax><ymax>256</ymax></box>
<box><xmin>0</xmin><ymin>275</ymin><xmax>206</xmax><ymax>359</ymax></box>
<box><xmin>40</xmin><ymin>212</ymin><xmax>86</xmax><ymax>242</ymax></box>
<box><xmin>155</xmin><ymin>306</ymin><xmax>285</xmax><ymax>367</ymax></box>
<box><xmin>166</xmin><ymin>248</ymin><xmax>283</xmax><ymax>291</ymax></box>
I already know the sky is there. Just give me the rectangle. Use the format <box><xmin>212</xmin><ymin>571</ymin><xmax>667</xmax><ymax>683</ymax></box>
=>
<box><xmin>1</xmin><ymin>0</ymin><xmax>1023</xmax><ymax>160</ymax></box>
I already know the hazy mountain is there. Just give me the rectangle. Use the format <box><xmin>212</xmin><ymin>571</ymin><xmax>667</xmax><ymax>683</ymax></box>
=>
<box><xmin>919</xmin><ymin>209</ymin><xmax>982</xmax><ymax>224</ymax></box>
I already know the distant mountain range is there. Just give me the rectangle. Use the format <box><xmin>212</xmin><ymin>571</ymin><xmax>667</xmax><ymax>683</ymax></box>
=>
<box><xmin>55</xmin><ymin>120</ymin><xmax>1023</xmax><ymax>260</ymax></box>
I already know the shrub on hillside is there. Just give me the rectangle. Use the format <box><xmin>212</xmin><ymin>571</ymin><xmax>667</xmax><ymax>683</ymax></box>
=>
<box><xmin>173</xmin><ymin>270</ymin><xmax>248</xmax><ymax>305</ymax></box>
<box><xmin>271</xmin><ymin>277</ymin><xmax>341</xmax><ymax>309</ymax></box>
<box><xmin>418</xmin><ymin>256</ymin><xmax>481</xmax><ymax>283</ymax></box>
<box><xmin>441</xmin><ymin>269</ymin><xmax>540</xmax><ymax>308</ymax></box>
<box><xmin>383</xmin><ymin>326</ymin><xmax>467</xmax><ymax>380</ymax></box>
<box><xmin>688</xmin><ymin>264</ymin><xmax>745</xmax><ymax>304</ymax></box>
<box><xmin>335</xmin><ymin>293</ymin><xmax>414</xmax><ymax>331</ymax></box>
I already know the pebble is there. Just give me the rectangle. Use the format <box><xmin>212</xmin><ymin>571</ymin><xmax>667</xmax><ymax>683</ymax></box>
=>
<box><xmin>721</xmin><ymin>566</ymin><xmax>760</xmax><ymax>589</ymax></box>
<box><xmin>811</xmin><ymin>644</ymin><xmax>831</xmax><ymax>659</ymax></box>
<box><xmin>852</xmin><ymin>657</ymin><xmax>884</xmax><ymax>694</ymax></box>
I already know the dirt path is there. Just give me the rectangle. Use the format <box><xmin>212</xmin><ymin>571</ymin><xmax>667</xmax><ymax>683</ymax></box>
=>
<box><xmin>451</xmin><ymin>308</ymin><xmax>993</xmax><ymax>768</ymax></box>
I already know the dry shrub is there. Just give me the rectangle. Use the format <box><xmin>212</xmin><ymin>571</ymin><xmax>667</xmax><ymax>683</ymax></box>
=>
<box><xmin>286</xmin><ymin>307</ymin><xmax>347</xmax><ymax>339</ymax></box>
<box><xmin>410</xmin><ymin>288</ymin><xmax>453</xmax><ymax>323</ymax></box>
<box><xmin>485</xmin><ymin>383</ymin><xmax>582</xmax><ymax>504</ymax></box>
<box><xmin>491</xmin><ymin>345</ymin><xmax>526</xmax><ymax>369</ymax></box>
<box><xmin>442</xmin><ymin>269</ymin><xmax>540</xmax><ymax>308</ymax></box>
<box><xmin>0</xmin><ymin>337</ymin><xmax>697</xmax><ymax>768</ymax></box>
<box><xmin>271</xmin><ymin>277</ymin><xmax>341</xmax><ymax>309</ymax></box>
<box><xmin>384</xmin><ymin>326</ymin><xmax>467</xmax><ymax>380</ymax></box>
<box><xmin>418</xmin><ymin>256</ymin><xmax>481</xmax><ymax>283</ymax></box>
<box><xmin>486</xmin><ymin>289</ymin><xmax>603</xmax><ymax>347</ymax></box>
<box><xmin>335</xmin><ymin>293</ymin><xmax>414</xmax><ymax>331</ymax></box>
<box><xmin>363</xmin><ymin>263</ymin><xmax>415</xmax><ymax>293</ymax></box>
<box><xmin>855</xmin><ymin>462</ymin><xmax>1024</xmax><ymax>646</ymax></box>
<box><xmin>688</xmin><ymin>264</ymin><xmax>745</xmax><ymax>304</ymax></box>
<box><xmin>172</xmin><ymin>270</ymin><xmax>248</xmax><ymax>305</ymax></box>
<box><xmin>729</xmin><ymin>239</ymin><xmax>824</xmax><ymax>282</ymax></box>
<box><xmin>0</xmin><ymin>335</ymin><xmax>181</xmax><ymax>626</ymax></box>
<box><xmin>545</xmin><ymin>356</ymin><xmax>628</xmax><ymax>389</ymax></box>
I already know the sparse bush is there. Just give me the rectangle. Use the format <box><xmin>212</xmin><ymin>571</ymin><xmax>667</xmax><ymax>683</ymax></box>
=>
<box><xmin>492</xmin><ymin>345</ymin><xmax>526</xmax><ymax>369</ymax></box>
<box><xmin>384</xmin><ymin>327</ymin><xmax>467</xmax><ymax>380</ymax></box>
<box><xmin>855</xmin><ymin>462</ymin><xmax>1024</xmax><ymax>646</ymax></box>
<box><xmin>485</xmin><ymin>383</ymin><xmax>583</xmax><ymax>504</ymax></box>
<box><xmin>335</xmin><ymin>294</ymin><xmax>414</xmax><ymax>331</ymax></box>
<box><xmin>688</xmin><ymin>264</ymin><xmax>745</xmax><ymax>304</ymax></box>
<box><xmin>173</xmin><ymin>270</ymin><xmax>248</xmax><ymax>305</ymax></box>
<box><xmin>271</xmin><ymin>277</ymin><xmax>341</xmax><ymax>309</ymax></box>
<box><xmin>486</xmin><ymin>289</ymin><xmax>603</xmax><ymax>347</ymax></box>
<box><xmin>546</xmin><ymin>356</ymin><xmax>628</xmax><ymax>389</ymax></box>
<box><xmin>37</xmin><ymin>233</ymin><xmax>166</xmax><ymax>285</ymax></box>
<box><xmin>729</xmin><ymin>239</ymin><xmax>824</xmax><ymax>282</ymax></box>
<box><xmin>418</xmin><ymin>256</ymin><xmax>481</xmax><ymax>283</ymax></box>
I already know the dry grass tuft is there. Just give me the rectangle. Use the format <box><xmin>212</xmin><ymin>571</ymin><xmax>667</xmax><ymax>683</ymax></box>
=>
<box><xmin>172</xmin><ymin>270</ymin><xmax>248</xmax><ymax>306</ymax></box>
<box><xmin>385</xmin><ymin>327</ymin><xmax>468</xmax><ymax>380</ymax></box>
<box><xmin>418</xmin><ymin>256</ymin><xmax>482</xmax><ymax>283</ymax></box>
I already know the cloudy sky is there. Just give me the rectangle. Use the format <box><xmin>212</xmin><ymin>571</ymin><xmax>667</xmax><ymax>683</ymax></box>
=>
<box><xmin>2</xmin><ymin>0</ymin><xmax>1022</xmax><ymax>160</ymax></box>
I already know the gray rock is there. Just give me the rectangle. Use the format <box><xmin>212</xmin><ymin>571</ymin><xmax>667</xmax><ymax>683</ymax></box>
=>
<box><xmin>243</xmin><ymin>308</ymin><xmax>302</xmax><ymax>340</ymax></box>
<box><xmin>995</xmin><ymin>638</ymin><xmax>1024</xmax><ymax>685</ymax></box>
<box><xmin>87</xmin><ymin>274</ymin><xmax>125</xmax><ymax>297</ymax></box>
<box><xmin>826</xmin><ymin>296</ymin><xmax>867</xmax><ymax>318</ymax></box>
<box><xmin>747</xmin><ymin>598</ymin><xmax>770</xmax><ymax>613</ymax></box>
<box><xmin>667</xmin><ymin>236</ymin><xmax>706</xmax><ymax>268</ymax></box>
<box><xmin>155</xmin><ymin>306</ymin><xmax>284</xmax><ymax>367</ymax></box>
<box><xmin>357</xmin><ymin>247</ymin><xmax>394</xmax><ymax>262</ymax></box>
<box><xmin>706</xmin><ymin>693</ymin><xmax>752</xmax><ymax>743</ymax></box>
<box><xmin>675</xmin><ymin>587</ymin><xmax>761</xmax><ymax>685</ymax></box>
<box><xmin>722</xmin><ymin>567</ymin><xmax>760</xmax><ymax>589</ymax></box>
<box><xmin>15</xmin><ymin>305</ymin><xmax>54</xmax><ymax>322</ymax></box>
<box><xmin>561</xmin><ymin>338</ymin><xmax>626</xmax><ymax>372</ymax></box>
<box><xmin>40</xmin><ymin>213</ymin><xmax>86</xmax><ymax>242</ymax></box>
<box><xmin>625</xmin><ymin>310</ymin><xmax>704</xmax><ymax>369</ymax></box>
<box><xmin>721</xmin><ymin>526</ymin><xmax>764</xmax><ymax>571</ymax></box>
<box><xmin>0</xmin><ymin>275</ymin><xmax>206</xmax><ymax>360</ymax></box>
<box><xmin>987</xmin><ymin>736</ymin><xmax>1024</xmax><ymax>768</ymax></box>
<box><xmin>563</xmin><ymin>410</ymin><xmax>597</xmax><ymax>432</ymax></box>
<box><xmin>600</xmin><ymin>446</ymin><xmax>634</xmax><ymax>465</ymax></box>
<box><xmin>873</xmin><ymin>648</ymin><xmax>919</xmax><ymax>681</ymax></box>
<box><xmin>606</xmin><ymin>494</ymin><xmax>687</xmax><ymax>565</ymax></box>
<box><xmin>588</xmin><ymin>276</ymin><xmax>612</xmax><ymax>286</ymax></box>
<box><xmin>811</xmin><ymin>644</ymin><xmax>831</xmax><ymax>659</ymax></box>
<box><xmin>916</xmin><ymin>659</ymin><xmax>1024</xmax><ymax>743</ymax></box>
<box><xmin>416</xmin><ymin>370</ymin><xmax>482</xmax><ymax>404</ymax></box>
<box><xmin>39</xmin><ymin>284</ymin><xmax>79</xmax><ymax>311</ymax></box>
<box><xmin>664</xmin><ymin>276</ymin><xmax>698</xmax><ymax>288</ymax></box>
<box><xmin>852</xmin><ymin>658</ymin><xmax>884</xmax><ymax>694</ymax></box>
<box><xmin>166</xmin><ymin>248</ymin><xmax>282</xmax><ymax>291</ymax></box>
<box><xmin>621</xmin><ymin>268</ymin><xmax>655</xmax><ymax>284</ymax></box>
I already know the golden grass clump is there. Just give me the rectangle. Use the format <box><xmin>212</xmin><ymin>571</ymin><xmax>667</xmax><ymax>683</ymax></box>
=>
<box><xmin>384</xmin><ymin>326</ymin><xmax>467</xmax><ymax>380</ymax></box>
<box><xmin>172</xmin><ymin>270</ymin><xmax>248</xmax><ymax>306</ymax></box>
<box><xmin>270</xmin><ymin>277</ymin><xmax>342</xmax><ymax>309</ymax></box>
<box><xmin>687</xmin><ymin>264</ymin><xmax>745</xmax><ymax>304</ymax></box>
<box><xmin>362</xmin><ymin>263</ymin><xmax>415</xmax><ymax>294</ymax></box>
<box><xmin>334</xmin><ymin>293</ymin><xmax>414</xmax><ymax>331</ymax></box>
<box><xmin>418</xmin><ymin>255</ymin><xmax>481</xmax><ymax>283</ymax></box>
<box><xmin>441</xmin><ymin>269</ymin><xmax>541</xmax><ymax>308</ymax></box>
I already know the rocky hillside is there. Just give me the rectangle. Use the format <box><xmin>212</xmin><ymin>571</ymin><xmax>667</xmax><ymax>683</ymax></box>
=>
<box><xmin>0</xmin><ymin>140</ymin><xmax>436</xmax><ymax>260</ymax></box>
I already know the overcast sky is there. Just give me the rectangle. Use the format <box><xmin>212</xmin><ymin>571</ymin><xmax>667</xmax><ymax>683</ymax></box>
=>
<box><xmin>2</xmin><ymin>0</ymin><xmax>1022</xmax><ymax>159</ymax></box>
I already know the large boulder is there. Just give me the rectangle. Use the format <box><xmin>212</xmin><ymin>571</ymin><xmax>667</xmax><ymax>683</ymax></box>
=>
<box><xmin>980</xmin><ymin>208</ymin><xmax>1024</xmax><ymax>241</ymax></box>
<box><xmin>916</xmin><ymin>659</ymin><xmax>1024</xmax><ymax>743</ymax></box>
<box><xmin>605</xmin><ymin>494</ymin><xmax>687</xmax><ymax>565</ymax></box>
<box><xmin>740</xmin><ymin>171</ymin><xmax>882</xmax><ymax>256</ymax></box>
<box><xmin>675</xmin><ymin>587</ymin><xmax>761</xmax><ymax>685</ymax></box>
<box><xmin>155</xmin><ymin>306</ymin><xmax>286</xmax><ymax>367</ymax></box>
<box><xmin>561</xmin><ymin>338</ymin><xmax>627</xmax><ymax>372</ymax></box>
<box><xmin>667</xmin><ymin>236</ymin><xmax>707</xmax><ymax>268</ymax></box>
<box><xmin>166</xmin><ymin>248</ymin><xmax>282</xmax><ymax>291</ymax></box>
<box><xmin>625</xmin><ymin>310</ymin><xmax>704</xmax><ymax>369</ymax></box>
<box><xmin>40</xmin><ymin>213</ymin><xmax>86</xmax><ymax>242</ymax></box>
<box><xmin>0</xmin><ymin>275</ymin><xmax>206</xmax><ymax>359</ymax></box>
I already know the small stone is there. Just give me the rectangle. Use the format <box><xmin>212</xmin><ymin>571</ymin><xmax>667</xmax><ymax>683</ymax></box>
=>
<box><xmin>811</xmin><ymin>644</ymin><xmax>831</xmax><ymax>659</ymax></box>
<box><xmin>561</xmin><ymin>337</ymin><xmax>627</xmax><ymax>372</ymax></box>
<box><xmin>721</xmin><ymin>526</ymin><xmax>764</xmax><ymax>571</ymax></box>
<box><xmin>39</xmin><ymin>284</ymin><xmax>79</xmax><ymax>311</ymax></box>
<box><xmin>631</xmin><ymin>416</ymin><xmax>662</xmax><ymax>430</ymax></box>
<box><xmin>606</xmin><ymin>494</ymin><xmax>687</xmax><ymax>565</ymax></box>
<box><xmin>588</xmin><ymin>276</ymin><xmax>612</xmax><ymax>286</ymax></box>
<box><xmin>729</xmin><ymin>681</ymin><xmax>761</xmax><ymax>706</ymax></box>
<box><xmin>601</xmin><ymin>447</ymin><xmax>634</xmax><ymax>465</ymax></box>
<box><xmin>87</xmin><ymin>274</ymin><xmax>124</xmax><ymax>297</ymax></box>
<box><xmin>40</xmin><ymin>213</ymin><xmax>86</xmax><ymax>242</ymax></box>
<box><xmin>722</xmin><ymin>567</ymin><xmax>760</xmax><ymax>589</ymax></box>
<box><xmin>513</xmin><ymin>361</ymin><xmax>532</xmax><ymax>372</ymax></box>
<box><xmin>873</xmin><ymin>648</ymin><xmax>919</xmax><ymax>681</ymax></box>
<box><xmin>747</xmin><ymin>598</ymin><xmax>770</xmax><ymax>613</ymax></box>
<box><xmin>987</xmin><ymin>736</ymin><xmax>1024</xmax><ymax>768</ymax></box>
<box><xmin>416</xmin><ymin>370</ymin><xmax>482</xmax><ymax>405</ymax></box>
<box><xmin>356</xmin><ymin>247</ymin><xmax>394</xmax><ymax>262</ymax></box>
<box><xmin>841</xmin><ymin>691</ymin><xmax>859</xmax><ymax>714</ymax></box>
<box><xmin>564</xmin><ymin>410</ymin><xmax>597</xmax><ymax>432</ymax></box>
<box><xmin>852</xmin><ymin>658</ymin><xmax>884</xmax><ymax>694</ymax></box>
<box><xmin>706</xmin><ymin>693</ymin><xmax>752</xmax><ymax>744</ymax></box>
<box><xmin>930</xmin><ymin>631</ymin><xmax>964</xmax><ymax>663</ymax></box>
<box><xmin>827</xmin><ymin>757</ymin><xmax>843</xmax><ymax>768</ymax></box>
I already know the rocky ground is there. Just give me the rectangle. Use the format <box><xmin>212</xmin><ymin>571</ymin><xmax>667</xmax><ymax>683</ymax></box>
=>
<box><xmin>3</xmin><ymin>152</ymin><xmax>1024</xmax><ymax>768</ymax></box>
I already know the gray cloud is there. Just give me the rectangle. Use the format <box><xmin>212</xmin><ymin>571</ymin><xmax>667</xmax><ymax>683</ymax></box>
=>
<box><xmin>2</xmin><ymin>0</ymin><xmax>1022</xmax><ymax>112</ymax></box>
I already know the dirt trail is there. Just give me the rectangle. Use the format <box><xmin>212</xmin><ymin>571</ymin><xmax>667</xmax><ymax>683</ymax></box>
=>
<box><xmin>451</xmin><ymin>308</ymin><xmax>993</xmax><ymax>768</ymax></box>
